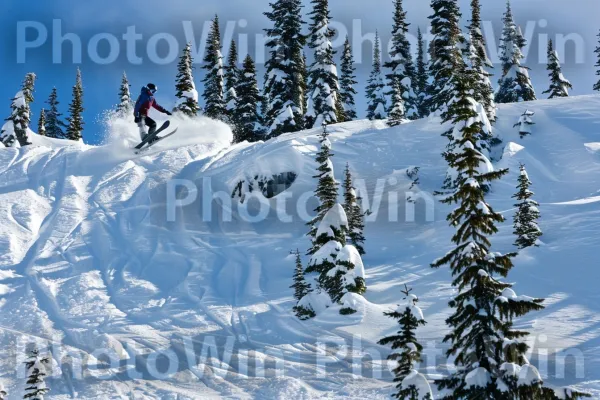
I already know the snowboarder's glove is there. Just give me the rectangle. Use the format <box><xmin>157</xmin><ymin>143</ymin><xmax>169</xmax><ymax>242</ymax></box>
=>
<box><xmin>134</xmin><ymin>115</ymin><xmax>141</xmax><ymax>124</ymax></box>
<box><xmin>165</xmin><ymin>111</ymin><xmax>173</xmax><ymax>116</ymax></box>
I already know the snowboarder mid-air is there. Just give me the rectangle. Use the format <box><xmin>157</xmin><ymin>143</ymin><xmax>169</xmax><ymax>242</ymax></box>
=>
<box><xmin>133</xmin><ymin>83</ymin><xmax>172</xmax><ymax>141</ymax></box>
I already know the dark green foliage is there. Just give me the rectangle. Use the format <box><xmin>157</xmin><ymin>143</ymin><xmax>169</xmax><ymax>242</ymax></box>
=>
<box><xmin>339</xmin><ymin>36</ymin><xmax>358</xmax><ymax>122</ymax></box>
<box><xmin>116</xmin><ymin>72</ymin><xmax>133</xmax><ymax>116</ymax></box>
<box><xmin>202</xmin><ymin>16</ymin><xmax>226</xmax><ymax>120</ymax></box>
<box><xmin>225</xmin><ymin>39</ymin><xmax>240</xmax><ymax>115</ymax></box>
<box><xmin>414</xmin><ymin>28</ymin><xmax>429</xmax><ymax>119</ymax></box>
<box><xmin>44</xmin><ymin>88</ymin><xmax>67</xmax><ymax>139</ymax></box>
<box><xmin>595</xmin><ymin>30</ymin><xmax>600</xmax><ymax>92</ymax></box>
<box><xmin>513</xmin><ymin>164</ymin><xmax>542</xmax><ymax>249</ymax></box>
<box><xmin>342</xmin><ymin>163</ymin><xmax>366</xmax><ymax>255</ymax></box>
<box><xmin>385</xmin><ymin>0</ymin><xmax>418</xmax><ymax>125</ymax></box>
<box><xmin>366</xmin><ymin>32</ymin><xmax>387</xmax><ymax>120</ymax></box>
<box><xmin>263</xmin><ymin>0</ymin><xmax>306</xmax><ymax>136</ymax></box>
<box><xmin>176</xmin><ymin>43</ymin><xmax>201</xmax><ymax>117</ymax></box>
<box><xmin>290</xmin><ymin>249</ymin><xmax>311</xmax><ymax>301</ymax></box>
<box><xmin>543</xmin><ymin>39</ymin><xmax>572</xmax><ymax>99</ymax></box>
<box><xmin>233</xmin><ymin>55</ymin><xmax>264</xmax><ymax>143</ymax></box>
<box><xmin>2</xmin><ymin>73</ymin><xmax>36</xmax><ymax>147</ymax></box>
<box><xmin>66</xmin><ymin>69</ymin><xmax>84</xmax><ymax>141</ymax></box>
<box><xmin>23</xmin><ymin>348</ymin><xmax>50</xmax><ymax>399</ymax></box>
<box><xmin>38</xmin><ymin>109</ymin><xmax>46</xmax><ymax>136</ymax></box>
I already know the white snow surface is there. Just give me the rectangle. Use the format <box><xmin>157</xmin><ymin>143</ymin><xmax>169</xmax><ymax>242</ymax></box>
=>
<box><xmin>0</xmin><ymin>96</ymin><xmax>599</xmax><ymax>397</ymax></box>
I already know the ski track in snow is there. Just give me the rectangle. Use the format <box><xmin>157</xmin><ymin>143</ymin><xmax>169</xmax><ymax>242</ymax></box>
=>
<box><xmin>0</xmin><ymin>101</ymin><xmax>599</xmax><ymax>397</ymax></box>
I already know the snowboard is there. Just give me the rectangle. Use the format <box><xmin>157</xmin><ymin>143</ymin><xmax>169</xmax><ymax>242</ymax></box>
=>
<box><xmin>134</xmin><ymin>120</ymin><xmax>171</xmax><ymax>151</ymax></box>
<box><xmin>134</xmin><ymin>128</ymin><xmax>178</xmax><ymax>155</ymax></box>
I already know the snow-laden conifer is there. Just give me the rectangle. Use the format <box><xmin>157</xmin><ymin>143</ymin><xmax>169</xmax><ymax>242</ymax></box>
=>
<box><xmin>513</xmin><ymin>164</ymin><xmax>542</xmax><ymax>249</ymax></box>
<box><xmin>176</xmin><ymin>43</ymin><xmax>201</xmax><ymax>117</ymax></box>
<box><xmin>366</xmin><ymin>32</ymin><xmax>387</xmax><ymax>121</ymax></box>
<box><xmin>543</xmin><ymin>39</ymin><xmax>572</xmax><ymax>99</ymax></box>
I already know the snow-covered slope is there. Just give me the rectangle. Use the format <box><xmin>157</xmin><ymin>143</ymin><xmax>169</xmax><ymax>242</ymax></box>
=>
<box><xmin>1</xmin><ymin>97</ymin><xmax>600</xmax><ymax>398</ymax></box>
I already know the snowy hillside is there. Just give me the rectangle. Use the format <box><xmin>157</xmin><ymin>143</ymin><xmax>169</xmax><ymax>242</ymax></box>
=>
<box><xmin>1</xmin><ymin>96</ymin><xmax>600</xmax><ymax>398</ymax></box>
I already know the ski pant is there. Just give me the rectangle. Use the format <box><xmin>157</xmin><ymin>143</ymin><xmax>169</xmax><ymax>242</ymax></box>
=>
<box><xmin>137</xmin><ymin>116</ymin><xmax>157</xmax><ymax>140</ymax></box>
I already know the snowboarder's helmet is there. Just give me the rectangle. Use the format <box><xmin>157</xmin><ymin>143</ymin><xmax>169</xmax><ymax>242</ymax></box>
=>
<box><xmin>147</xmin><ymin>83</ymin><xmax>158</xmax><ymax>93</ymax></box>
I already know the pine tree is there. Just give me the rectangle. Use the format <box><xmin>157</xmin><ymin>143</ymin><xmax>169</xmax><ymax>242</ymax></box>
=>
<box><xmin>495</xmin><ymin>1</ymin><xmax>536</xmax><ymax>104</ymax></box>
<box><xmin>233</xmin><ymin>55</ymin><xmax>263</xmax><ymax>143</ymax></box>
<box><xmin>366</xmin><ymin>32</ymin><xmax>387</xmax><ymax>120</ymax></box>
<box><xmin>543</xmin><ymin>39</ymin><xmax>572</xmax><ymax>99</ymax></box>
<box><xmin>426</xmin><ymin>0</ymin><xmax>464</xmax><ymax>116</ymax></box>
<box><xmin>307</xmin><ymin>125</ymin><xmax>339</xmax><ymax>253</ymax></box>
<box><xmin>343</xmin><ymin>163</ymin><xmax>366</xmax><ymax>255</ymax></box>
<box><xmin>594</xmin><ymin>30</ymin><xmax>600</xmax><ymax>92</ymax></box>
<box><xmin>202</xmin><ymin>16</ymin><xmax>226</xmax><ymax>120</ymax></box>
<box><xmin>378</xmin><ymin>285</ymin><xmax>432</xmax><ymax>400</ymax></box>
<box><xmin>513</xmin><ymin>164</ymin><xmax>542</xmax><ymax>249</ymax></box>
<box><xmin>38</xmin><ymin>109</ymin><xmax>46</xmax><ymax>136</ymax></box>
<box><xmin>23</xmin><ymin>348</ymin><xmax>50</xmax><ymax>399</ymax></box>
<box><xmin>44</xmin><ymin>88</ymin><xmax>67</xmax><ymax>139</ymax></box>
<box><xmin>431</xmin><ymin>63</ymin><xmax>547</xmax><ymax>398</ymax></box>
<box><xmin>116</xmin><ymin>72</ymin><xmax>134</xmax><ymax>116</ymax></box>
<box><xmin>263</xmin><ymin>0</ymin><xmax>306</xmax><ymax>136</ymax></box>
<box><xmin>339</xmin><ymin>36</ymin><xmax>358</xmax><ymax>122</ymax></box>
<box><xmin>66</xmin><ymin>68</ymin><xmax>84</xmax><ymax>142</ymax></box>
<box><xmin>291</xmin><ymin>249</ymin><xmax>311</xmax><ymax>301</ymax></box>
<box><xmin>175</xmin><ymin>43</ymin><xmax>201</xmax><ymax>117</ymax></box>
<box><xmin>414</xmin><ymin>28</ymin><xmax>430</xmax><ymax>119</ymax></box>
<box><xmin>514</xmin><ymin>109</ymin><xmax>535</xmax><ymax>138</ymax></box>
<box><xmin>305</xmin><ymin>0</ymin><xmax>341</xmax><ymax>128</ymax></box>
<box><xmin>386</xmin><ymin>0</ymin><xmax>418</xmax><ymax>126</ymax></box>
<box><xmin>467</xmin><ymin>0</ymin><xmax>496</xmax><ymax>122</ymax></box>
<box><xmin>225</xmin><ymin>39</ymin><xmax>240</xmax><ymax>118</ymax></box>
<box><xmin>1</xmin><ymin>73</ymin><xmax>36</xmax><ymax>147</ymax></box>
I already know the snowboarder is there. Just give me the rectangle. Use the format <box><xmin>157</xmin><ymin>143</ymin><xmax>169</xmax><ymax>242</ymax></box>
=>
<box><xmin>133</xmin><ymin>83</ymin><xmax>172</xmax><ymax>141</ymax></box>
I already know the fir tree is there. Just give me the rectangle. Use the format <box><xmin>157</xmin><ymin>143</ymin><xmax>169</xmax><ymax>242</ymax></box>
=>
<box><xmin>414</xmin><ymin>28</ymin><xmax>430</xmax><ymax>119</ymax></box>
<box><xmin>543</xmin><ymin>39</ymin><xmax>572</xmax><ymax>99</ymax></box>
<box><xmin>495</xmin><ymin>1</ymin><xmax>536</xmax><ymax>104</ymax></box>
<box><xmin>378</xmin><ymin>285</ymin><xmax>432</xmax><ymax>400</ymax></box>
<box><xmin>431</xmin><ymin>62</ymin><xmax>547</xmax><ymax>398</ymax></box>
<box><xmin>175</xmin><ymin>43</ymin><xmax>201</xmax><ymax>117</ymax></box>
<box><xmin>307</xmin><ymin>125</ymin><xmax>339</xmax><ymax>253</ymax></box>
<box><xmin>342</xmin><ymin>163</ymin><xmax>366</xmax><ymax>255</ymax></box>
<box><xmin>385</xmin><ymin>0</ymin><xmax>418</xmax><ymax>126</ymax></box>
<box><xmin>366</xmin><ymin>32</ymin><xmax>387</xmax><ymax>120</ymax></box>
<box><xmin>305</xmin><ymin>0</ymin><xmax>341</xmax><ymax>128</ymax></box>
<box><xmin>116</xmin><ymin>72</ymin><xmax>134</xmax><ymax>116</ymax></box>
<box><xmin>330</xmin><ymin>241</ymin><xmax>366</xmax><ymax>310</ymax></box>
<box><xmin>23</xmin><ymin>348</ymin><xmax>50</xmax><ymax>400</ymax></box>
<box><xmin>66</xmin><ymin>68</ymin><xmax>84</xmax><ymax>142</ymax></box>
<box><xmin>513</xmin><ymin>164</ymin><xmax>542</xmax><ymax>249</ymax></box>
<box><xmin>1</xmin><ymin>73</ymin><xmax>36</xmax><ymax>147</ymax></box>
<box><xmin>291</xmin><ymin>250</ymin><xmax>312</xmax><ymax>320</ymax></box>
<box><xmin>339</xmin><ymin>36</ymin><xmax>358</xmax><ymax>122</ymax></box>
<box><xmin>38</xmin><ymin>109</ymin><xmax>46</xmax><ymax>136</ymax></box>
<box><xmin>44</xmin><ymin>88</ymin><xmax>67</xmax><ymax>139</ymax></box>
<box><xmin>467</xmin><ymin>0</ymin><xmax>496</xmax><ymax>122</ymax></box>
<box><xmin>225</xmin><ymin>39</ymin><xmax>240</xmax><ymax>117</ymax></box>
<box><xmin>514</xmin><ymin>109</ymin><xmax>535</xmax><ymax>138</ymax></box>
<box><xmin>233</xmin><ymin>55</ymin><xmax>264</xmax><ymax>143</ymax></box>
<box><xmin>426</xmin><ymin>0</ymin><xmax>464</xmax><ymax>116</ymax></box>
<box><xmin>202</xmin><ymin>16</ymin><xmax>226</xmax><ymax>121</ymax></box>
<box><xmin>594</xmin><ymin>30</ymin><xmax>600</xmax><ymax>92</ymax></box>
<box><xmin>263</xmin><ymin>0</ymin><xmax>306</xmax><ymax>136</ymax></box>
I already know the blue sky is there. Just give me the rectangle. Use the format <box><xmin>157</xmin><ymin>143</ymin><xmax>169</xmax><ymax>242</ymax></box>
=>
<box><xmin>2</xmin><ymin>0</ymin><xmax>599</xmax><ymax>144</ymax></box>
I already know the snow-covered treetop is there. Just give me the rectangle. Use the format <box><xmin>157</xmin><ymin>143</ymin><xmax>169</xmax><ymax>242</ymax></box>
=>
<box><xmin>316</xmin><ymin>203</ymin><xmax>348</xmax><ymax>238</ymax></box>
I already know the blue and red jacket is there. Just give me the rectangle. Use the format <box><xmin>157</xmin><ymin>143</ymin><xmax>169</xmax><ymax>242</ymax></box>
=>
<box><xmin>134</xmin><ymin>86</ymin><xmax>168</xmax><ymax>118</ymax></box>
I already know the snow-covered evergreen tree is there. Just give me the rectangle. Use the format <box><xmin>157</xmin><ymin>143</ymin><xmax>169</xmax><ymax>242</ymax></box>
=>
<box><xmin>175</xmin><ymin>43</ymin><xmax>200</xmax><ymax>117</ymax></box>
<box><xmin>414</xmin><ymin>28</ymin><xmax>429</xmax><ymax>119</ymax></box>
<box><xmin>263</xmin><ymin>0</ymin><xmax>306</xmax><ymax>136</ymax></box>
<box><xmin>291</xmin><ymin>249</ymin><xmax>312</xmax><ymax>319</ymax></box>
<box><xmin>366</xmin><ymin>32</ymin><xmax>387</xmax><ymax>120</ymax></box>
<box><xmin>233</xmin><ymin>54</ymin><xmax>264</xmax><ymax>143</ymax></box>
<box><xmin>66</xmin><ymin>68</ymin><xmax>84</xmax><ymax>142</ymax></box>
<box><xmin>514</xmin><ymin>109</ymin><xmax>535</xmax><ymax>138</ymax></box>
<box><xmin>385</xmin><ymin>0</ymin><xmax>418</xmax><ymax>126</ymax></box>
<box><xmin>543</xmin><ymin>39</ymin><xmax>572</xmax><ymax>99</ymax></box>
<box><xmin>305</xmin><ymin>0</ymin><xmax>341</xmax><ymax>128</ymax></box>
<box><xmin>495</xmin><ymin>1</ymin><xmax>536</xmax><ymax>104</ymax></box>
<box><xmin>23</xmin><ymin>348</ymin><xmax>50</xmax><ymax>399</ymax></box>
<box><xmin>44</xmin><ymin>88</ymin><xmax>67</xmax><ymax>139</ymax></box>
<box><xmin>307</xmin><ymin>126</ymin><xmax>339</xmax><ymax>253</ymax></box>
<box><xmin>38</xmin><ymin>109</ymin><xmax>46</xmax><ymax>136</ymax></box>
<box><xmin>225</xmin><ymin>39</ymin><xmax>240</xmax><ymax>117</ymax></box>
<box><xmin>343</xmin><ymin>163</ymin><xmax>366</xmax><ymax>255</ymax></box>
<box><xmin>339</xmin><ymin>36</ymin><xmax>358</xmax><ymax>122</ymax></box>
<box><xmin>432</xmin><ymin>62</ymin><xmax>548</xmax><ymax>398</ymax></box>
<box><xmin>426</xmin><ymin>0</ymin><xmax>464</xmax><ymax>116</ymax></box>
<box><xmin>513</xmin><ymin>164</ymin><xmax>542</xmax><ymax>249</ymax></box>
<box><xmin>467</xmin><ymin>0</ymin><xmax>496</xmax><ymax>122</ymax></box>
<box><xmin>594</xmin><ymin>30</ymin><xmax>600</xmax><ymax>92</ymax></box>
<box><xmin>378</xmin><ymin>286</ymin><xmax>432</xmax><ymax>400</ymax></box>
<box><xmin>1</xmin><ymin>73</ymin><xmax>36</xmax><ymax>147</ymax></box>
<box><xmin>116</xmin><ymin>72</ymin><xmax>134</xmax><ymax>116</ymax></box>
<box><xmin>202</xmin><ymin>16</ymin><xmax>226</xmax><ymax>121</ymax></box>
